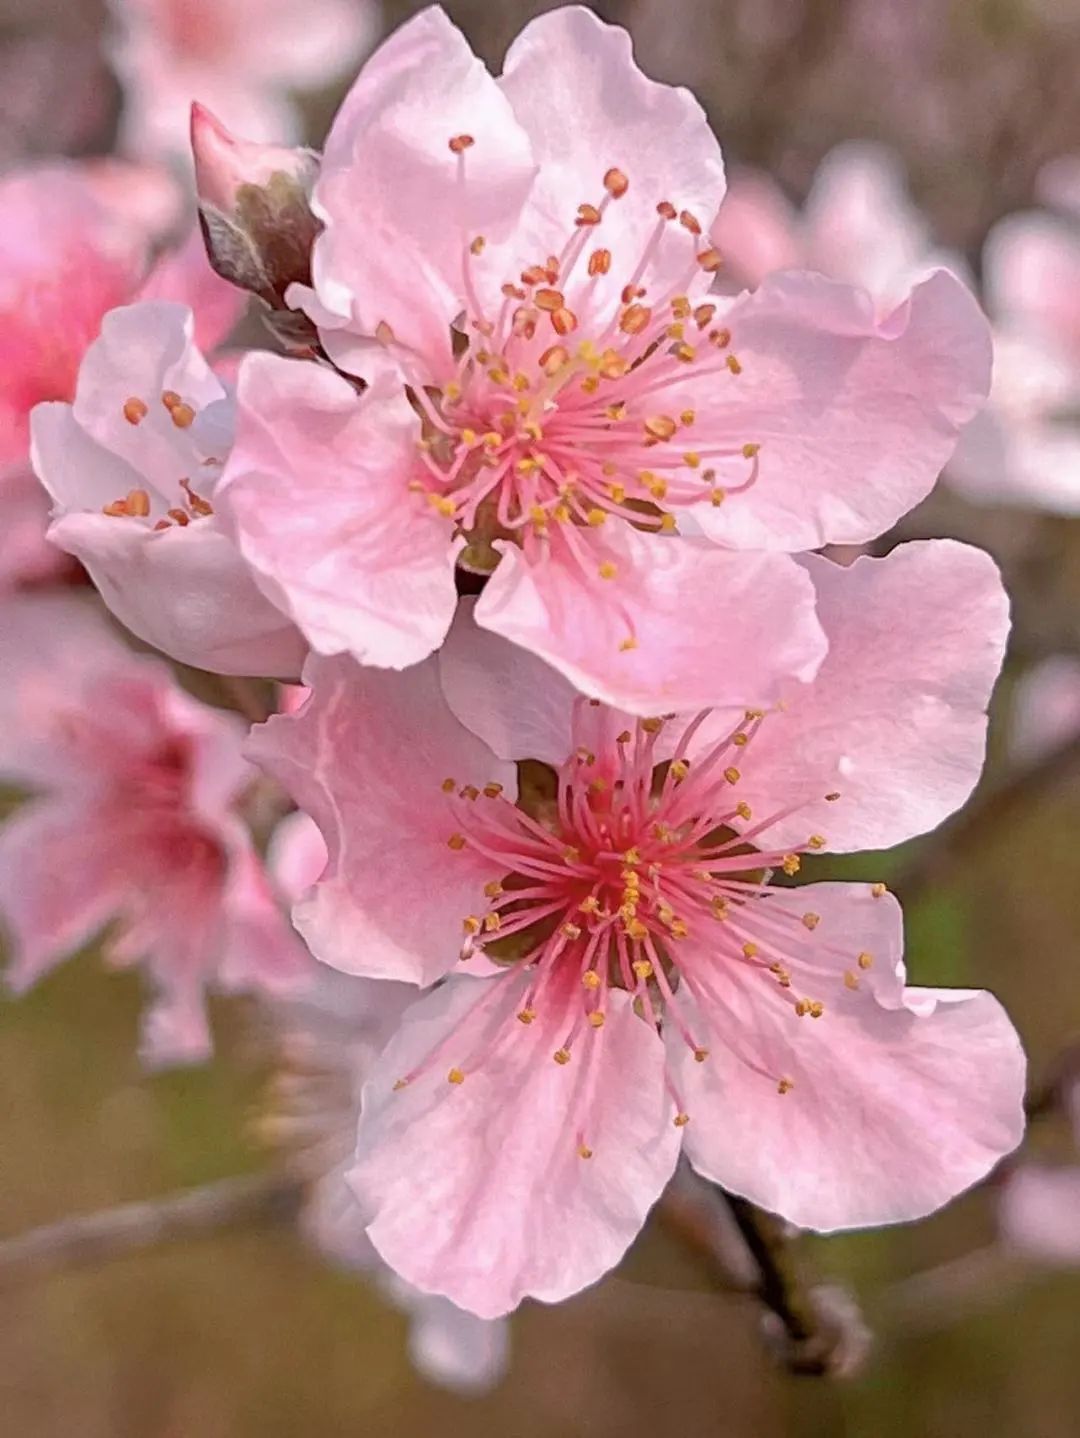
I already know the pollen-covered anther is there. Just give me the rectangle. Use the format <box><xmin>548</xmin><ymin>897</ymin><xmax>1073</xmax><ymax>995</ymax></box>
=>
<box><xmin>123</xmin><ymin>396</ymin><xmax>148</xmax><ymax>425</ymax></box>
<box><xmin>482</xmin><ymin>782</ymin><xmax>503</xmax><ymax>798</ymax></box>
<box><xmin>588</xmin><ymin>1011</ymin><xmax>605</xmax><ymax>1029</ymax></box>
<box><xmin>447</xmin><ymin>833</ymin><xmax>467</xmax><ymax>851</ymax></box>
<box><xmin>808</xmin><ymin>834</ymin><xmax>827</xmax><ymax>850</ymax></box>
<box><xmin>169</xmin><ymin>400</ymin><xmax>196</xmax><ymax>428</ymax></box>
<box><xmin>517</xmin><ymin>1008</ymin><xmax>536</xmax><ymax>1025</ymax></box>
<box><xmin>742</xmin><ymin>942</ymin><xmax>759</xmax><ymax>958</ymax></box>
<box><xmin>552</xmin><ymin>307</ymin><xmax>578</xmax><ymax>336</ymax></box>
<box><xmin>124</xmin><ymin>488</ymin><xmax>151</xmax><ymax>517</ymax></box>
<box><xmin>576</xmin><ymin>203</ymin><xmax>602</xmax><ymax>227</ymax></box>
<box><xmin>632</xmin><ymin>958</ymin><xmax>653</xmax><ymax>981</ymax></box>
<box><xmin>619</xmin><ymin>303</ymin><xmax>652</xmax><ymax>335</ymax></box>
<box><xmin>673</xmin><ymin>1112</ymin><xmax>690</xmax><ymax>1128</ymax></box>
<box><xmin>643</xmin><ymin>414</ymin><xmax>677</xmax><ymax>442</ymax></box>
<box><xmin>539</xmin><ymin>344</ymin><xmax>570</xmax><ymax>376</ymax></box>
<box><xmin>482</xmin><ymin>912</ymin><xmax>501</xmax><ymax>933</ymax></box>
<box><xmin>561</xmin><ymin>922</ymin><xmax>582</xmax><ymax>940</ymax></box>
<box><xmin>656</xmin><ymin>200</ymin><xmax>677</xmax><ymax>220</ymax></box>
<box><xmin>725</xmin><ymin>354</ymin><xmax>743</xmax><ymax>376</ymax></box>
<box><xmin>723</xmin><ymin>766</ymin><xmax>741</xmax><ymax>785</ymax></box>
<box><xmin>581</xmin><ymin>969</ymin><xmax>601</xmax><ymax>991</ymax></box>
<box><xmin>588</xmin><ymin>247</ymin><xmax>611</xmax><ymax>276</ymax></box>
<box><xmin>553</xmin><ymin>1048</ymin><xmax>572</xmax><ymax>1066</ymax></box>
<box><xmin>447</xmin><ymin>1067</ymin><xmax>466</xmax><ymax>1084</ymax></box>
<box><xmin>777</xmin><ymin>1077</ymin><xmax>794</xmax><ymax>1095</ymax></box>
<box><xmin>603</xmin><ymin>167</ymin><xmax>629</xmax><ymax>198</ymax></box>
<box><xmin>801</xmin><ymin>912</ymin><xmax>821</xmax><ymax>931</ymax></box>
<box><xmin>598</xmin><ymin>561</ymin><xmax>618</xmax><ymax>580</ymax></box>
<box><xmin>844</xmin><ymin>971</ymin><xmax>860</xmax><ymax>991</ymax></box>
<box><xmin>871</xmin><ymin>883</ymin><xmax>888</xmax><ymax>898</ymax></box>
<box><xmin>469</xmin><ymin>236</ymin><xmax>486</xmax><ymax>256</ymax></box>
<box><xmin>462</xmin><ymin>916</ymin><xmax>481</xmax><ymax>935</ymax></box>
<box><xmin>782</xmin><ymin>854</ymin><xmax>801</xmax><ymax>876</ymax></box>
<box><xmin>448</xmin><ymin>134</ymin><xmax>474</xmax><ymax>153</ymax></box>
<box><xmin>857</xmin><ymin>951</ymin><xmax>874</xmax><ymax>970</ymax></box>
<box><xmin>696</xmin><ymin>247</ymin><xmax>722</xmax><ymax>272</ymax></box>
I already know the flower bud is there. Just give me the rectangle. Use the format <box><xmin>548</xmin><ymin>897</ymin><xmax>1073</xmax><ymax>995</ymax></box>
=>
<box><xmin>190</xmin><ymin>102</ymin><xmax>320</xmax><ymax>309</ymax></box>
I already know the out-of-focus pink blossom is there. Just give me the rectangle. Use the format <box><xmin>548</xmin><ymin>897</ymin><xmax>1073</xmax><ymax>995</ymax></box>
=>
<box><xmin>1009</xmin><ymin>655</ymin><xmax>1080</xmax><ymax>763</ymax></box>
<box><xmin>219</xmin><ymin>7</ymin><xmax>990</xmax><ymax>716</ymax></box>
<box><xmin>266</xmin><ymin>812</ymin><xmax>509</xmax><ymax>1392</ymax></box>
<box><xmin>949</xmin><ymin>210</ymin><xmax>1080</xmax><ymax>513</ymax></box>
<box><xmin>248</xmin><ymin>540</ymin><xmax>1023</xmax><ymax>1318</ymax></box>
<box><xmin>0</xmin><ymin>593</ymin><xmax>309</xmax><ymax>1066</ymax></box>
<box><xmin>1037</xmin><ymin>155</ymin><xmax>1080</xmax><ymax>216</ymax></box>
<box><xmin>711</xmin><ymin>142</ymin><xmax>967</xmax><ymax>308</ymax></box>
<box><xmin>0</xmin><ymin>163</ymin><xmax>244</xmax><ymax>593</ymax></box>
<box><xmin>999</xmin><ymin>1165</ymin><xmax>1080</xmax><ymax>1266</ymax></box>
<box><xmin>32</xmin><ymin>301</ymin><xmax>306</xmax><ymax>678</ymax></box>
<box><xmin>108</xmin><ymin>0</ymin><xmax>377</xmax><ymax>163</ymax></box>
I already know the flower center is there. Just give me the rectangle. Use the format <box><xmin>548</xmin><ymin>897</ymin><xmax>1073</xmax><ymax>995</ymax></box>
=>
<box><xmin>101</xmin><ymin>388</ymin><xmax>220</xmax><ymax>530</ymax></box>
<box><xmin>403</xmin><ymin>144</ymin><xmax>760</xmax><ymax>575</ymax></box>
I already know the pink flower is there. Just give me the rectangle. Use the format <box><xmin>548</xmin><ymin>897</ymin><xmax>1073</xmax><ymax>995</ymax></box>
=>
<box><xmin>999</xmin><ymin>1165</ymin><xmax>1080</xmax><ymax>1267</ymax></box>
<box><xmin>1010</xmin><ymin>655</ymin><xmax>1080</xmax><ymax>763</ymax></box>
<box><xmin>32</xmin><ymin>300</ymin><xmax>306</xmax><ymax>677</ymax></box>
<box><xmin>711</xmin><ymin>143</ymin><xmax>968</xmax><ymax>308</ymax></box>
<box><xmin>248</xmin><ymin>539</ymin><xmax>1024</xmax><ymax>1317</ymax></box>
<box><xmin>108</xmin><ymin>0</ymin><xmax>377</xmax><ymax>162</ymax></box>
<box><xmin>266</xmin><ymin>812</ymin><xmax>509</xmax><ymax>1392</ymax></box>
<box><xmin>949</xmin><ymin>210</ymin><xmax>1080</xmax><ymax>513</ymax></box>
<box><xmin>0</xmin><ymin>593</ymin><xmax>309</xmax><ymax>1065</ymax></box>
<box><xmin>0</xmin><ymin>162</ymin><xmax>243</xmax><ymax>592</ymax></box>
<box><xmin>218</xmin><ymin>6</ymin><xmax>990</xmax><ymax>716</ymax></box>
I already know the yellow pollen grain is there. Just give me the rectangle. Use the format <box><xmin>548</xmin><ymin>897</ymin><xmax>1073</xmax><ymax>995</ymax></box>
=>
<box><xmin>588</xmin><ymin>1011</ymin><xmax>605</xmax><ymax>1029</ymax></box>
<box><xmin>447</xmin><ymin>1067</ymin><xmax>465</xmax><ymax>1084</ymax></box>
<box><xmin>632</xmin><ymin>958</ymin><xmax>653</xmax><ymax>980</ymax></box>
<box><xmin>858</xmin><ymin>951</ymin><xmax>874</xmax><ymax>969</ymax></box>
<box><xmin>517</xmin><ymin>1009</ymin><xmax>536</xmax><ymax>1025</ymax></box>
<box><xmin>447</xmin><ymin>833</ymin><xmax>466</xmax><ymax>851</ymax></box>
<box><xmin>724</xmin><ymin>766</ymin><xmax>741</xmax><ymax>785</ymax></box>
<box><xmin>553</xmin><ymin>1048</ymin><xmax>572</xmax><ymax>1066</ymax></box>
<box><xmin>808</xmin><ymin>834</ymin><xmax>826</xmax><ymax>850</ymax></box>
<box><xmin>586</xmin><ymin>507</ymin><xmax>607</xmax><ymax>527</ymax></box>
<box><xmin>598</xmin><ymin>561</ymin><xmax>618</xmax><ymax>580</ymax></box>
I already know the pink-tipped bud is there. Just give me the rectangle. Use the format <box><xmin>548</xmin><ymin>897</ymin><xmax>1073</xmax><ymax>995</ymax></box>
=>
<box><xmin>190</xmin><ymin>102</ymin><xmax>320</xmax><ymax>309</ymax></box>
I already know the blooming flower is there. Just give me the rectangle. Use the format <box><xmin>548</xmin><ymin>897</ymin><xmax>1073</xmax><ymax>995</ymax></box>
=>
<box><xmin>108</xmin><ymin>0</ymin><xmax>377</xmax><ymax>162</ymax></box>
<box><xmin>0</xmin><ymin>593</ymin><xmax>309</xmax><ymax>1065</ymax></box>
<box><xmin>32</xmin><ymin>300</ymin><xmax>306</xmax><ymax>677</ymax></box>
<box><xmin>249</xmin><ymin>539</ymin><xmax>1025</xmax><ymax>1317</ymax></box>
<box><xmin>218</xmin><ymin>5</ymin><xmax>990</xmax><ymax>715</ymax></box>
<box><xmin>0</xmin><ymin>162</ymin><xmax>242</xmax><ymax>591</ymax></box>
<box><xmin>710</xmin><ymin>141</ymin><xmax>967</xmax><ymax>308</ymax></box>
<box><xmin>950</xmin><ymin>207</ymin><xmax>1080</xmax><ymax>514</ymax></box>
<box><xmin>264</xmin><ymin>811</ymin><xmax>510</xmax><ymax>1393</ymax></box>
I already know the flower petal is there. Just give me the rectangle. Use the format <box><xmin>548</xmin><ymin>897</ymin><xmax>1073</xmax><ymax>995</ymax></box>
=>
<box><xmin>351</xmin><ymin>968</ymin><xmax>680</xmax><ymax>1318</ymax></box>
<box><xmin>670</xmin><ymin>883</ymin><xmax>1026</xmax><ymax>1231</ymax></box>
<box><xmin>246</xmin><ymin>654</ymin><xmax>516</xmax><ymax>986</ymax></box>
<box><xmin>688</xmin><ymin>269</ymin><xmax>992</xmax><ymax>550</ymax></box>
<box><xmin>218</xmin><ymin>352</ymin><xmax>460</xmax><ymax>670</ymax></box>
<box><xmin>475</xmin><ymin>527</ymin><xmax>826</xmax><ymax>716</ymax></box>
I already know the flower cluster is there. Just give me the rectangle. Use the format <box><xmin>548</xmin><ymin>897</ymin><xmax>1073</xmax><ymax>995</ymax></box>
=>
<box><xmin>6</xmin><ymin>2</ymin><xmax>1038</xmax><ymax>1333</ymax></box>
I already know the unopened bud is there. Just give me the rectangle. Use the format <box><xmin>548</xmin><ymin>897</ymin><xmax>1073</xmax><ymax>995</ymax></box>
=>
<box><xmin>191</xmin><ymin>103</ymin><xmax>321</xmax><ymax>310</ymax></box>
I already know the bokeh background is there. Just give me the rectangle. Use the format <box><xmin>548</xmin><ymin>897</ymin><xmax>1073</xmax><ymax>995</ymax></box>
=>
<box><xmin>2</xmin><ymin>1</ymin><xmax>1080</xmax><ymax>1434</ymax></box>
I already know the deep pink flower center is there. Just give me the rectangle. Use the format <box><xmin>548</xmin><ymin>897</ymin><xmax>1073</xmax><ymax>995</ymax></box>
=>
<box><xmin>408</xmin><ymin>151</ymin><xmax>760</xmax><ymax>572</ymax></box>
<box><xmin>397</xmin><ymin>704</ymin><xmax>881</xmax><ymax>1149</ymax></box>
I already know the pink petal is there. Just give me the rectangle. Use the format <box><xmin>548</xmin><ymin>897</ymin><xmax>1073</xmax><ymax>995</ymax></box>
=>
<box><xmin>689</xmin><ymin>269</ymin><xmax>992</xmax><ymax>550</ymax></box>
<box><xmin>723</xmin><ymin>540</ymin><xmax>1009</xmax><ymax>852</ymax></box>
<box><xmin>218</xmin><ymin>352</ymin><xmax>460</xmax><ymax>669</ymax></box>
<box><xmin>475</xmin><ymin>526</ymin><xmax>826</xmax><ymax>716</ymax></box>
<box><xmin>1000</xmin><ymin>1166</ymin><xmax>1080</xmax><ymax>1265</ymax></box>
<box><xmin>710</xmin><ymin>171</ymin><xmax>803</xmax><ymax>290</ymax></box>
<box><xmin>310</xmin><ymin>8</ymin><xmax>536</xmax><ymax>374</ymax></box>
<box><xmin>984</xmin><ymin>211</ymin><xmax>1080</xmax><ymax>357</ymax></box>
<box><xmin>499</xmin><ymin>6</ymin><xmax>725</xmax><ymax>319</ymax></box>
<box><xmin>402</xmin><ymin>1291</ymin><xmax>509</xmax><ymax>1395</ymax></box>
<box><xmin>670</xmin><ymin>883</ymin><xmax>1026</xmax><ymax>1231</ymax></box>
<box><xmin>245</xmin><ymin>655</ymin><xmax>517</xmax><ymax>986</ymax></box>
<box><xmin>351</xmin><ymin>969</ymin><xmax>680</xmax><ymax>1318</ymax></box>
<box><xmin>1010</xmin><ymin>655</ymin><xmax>1080</xmax><ymax>763</ymax></box>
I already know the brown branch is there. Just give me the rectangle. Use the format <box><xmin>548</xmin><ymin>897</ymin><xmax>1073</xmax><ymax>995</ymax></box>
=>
<box><xmin>0</xmin><ymin>1173</ymin><xmax>302</xmax><ymax>1292</ymax></box>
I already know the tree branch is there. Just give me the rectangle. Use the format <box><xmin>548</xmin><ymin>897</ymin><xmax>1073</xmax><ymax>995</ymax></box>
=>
<box><xmin>0</xmin><ymin>1173</ymin><xmax>302</xmax><ymax>1291</ymax></box>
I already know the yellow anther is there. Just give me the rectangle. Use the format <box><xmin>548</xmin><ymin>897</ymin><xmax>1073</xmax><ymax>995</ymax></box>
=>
<box><xmin>809</xmin><ymin>1001</ymin><xmax>824</xmax><ymax>1019</ymax></box>
<box><xmin>603</xmin><ymin>167</ymin><xmax>629</xmax><ymax>198</ymax></box>
<box><xmin>580</xmin><ymin>376</ymin><xmax>600</xmax><ymax>394</ymax></box>
<box><xmin>724</xmin><ymin>767</ymin><xmax>741</xmax><ymax>785</ymax></box>
<box><xmin>693</xmin><ymin>1048</ymin><xmax>709</xmax><ymax>1064</ymax></box>
<box><xmin>469</xmin><ymin>236</ymin><xmax>486</xmax><ymax>256</ymax></box>
<box><xmin>460</xmin><ymin>427</ymin><xmax>477</xmax><ymax>446</ymax></box>
<box><xmin>552</xmin><ymin>307</ymin><xmax>578</xmax><ymax>336</ymax></box>
<box><xmin>586</xmin><ymin>507</ymin><xmax>607</xmax><ymax>527</ymax></box>
<box><xmin>670</xmin><ymin>918</ymin><xmax>688</xmax><ymax>939</ymax></box>
<box><xmin>710</xmin><ymin>488</ymin><xmax>727</xmax><ymax>507</ymax></box>
<box><xmin>625</xmin><ymin>918</ymin><xmax>647</xmax><ymax>940</ymax></box>
<box><xmin>622</xmin><ymin>848</ymin><xmax>642</xmax><ymax>865</ymax></box>
<box><xmin>808</xmin><ymin>834</ymin><xmax>826</xmax><ymax>850</ymax></box>
<box><xmin>666</xmin><ymin>323</ymin><xmax>685</xmax><ymax>341</ymax></box>
<box><xmin>858</xmin><ymin>952</ymin><xmax>874</xmax><ymax>970</ymax></box>
<box><xmin>482</xmin><ymin>913</ymin><xmax>501</xmax><ymax>933</ymax></box>
<box><xmin>844</xmin><ymin>971</ymin><xmax>860</xmax><ymax>991</ymax></box>
<box><xmin>483</xmin><ymin>880</ymin><xmax>503</xmax><ymax>899</ymax></box>
<box><xmin>539</xmin><ymin>344</ymin><xmax>570</xmax><ymax>375</ymax></box>
<box><xmin>607</xmin><ymin>482</ymin><xmax>627</xmax><ymax>503</ymax></box>
<box><xmin>742</xmin><ymin>942</ymin><xmax>759</xmax><ymax>958</ymax></box>
<box><xmin>517</xmin><ymin>1009</ymin><xmax>536</xmax><ymax>1025</ymax></box>
<box><xmin>725</xmin><ymin>353</ymin><xmax>743</xmax><ymax>375</ymax></box>
<box><xmin>736</xmin><ymin>802</ymin><xmax>752</xmax><ymax>820</ymax></box>
<box><xmin>644</xmin><ymin>414</ymin><xmax>677</xmax><ymax>442</ymax></box>
<box><xmin>620</xmin><ymin>303</ymin><xmax>653</xmax><ymax>335</ymax></box>
<box><xmin>632</xmin><ymin>958</ymin><xmax>654</xmax><ymax>980</ymax></box>
<box><xmin>647</xmin><ymin>477</ymin><xmax>668</xmax><ymax>500</ymax></box>
<box><xmin>392</xmin><ymin>1078</ymin><xmax>410</xmax><ymax>1091</ymax></box>
<box><xmin>710</xmin><ymin>898</ymin><xmax>729</xmax><ymax>920</ymax></box>
<box><xmin>795</xmin><ymin>999</ymin><xmax>810</xmax><ymax>1017</ymax></box>
<box><xmin>641</xmin><ymin>717</ymin><xmax>664</xmax><ymax>733</ymax></box>
<box><xmin>561</xmin><ymin>922</ymin><xmax>582</xmax><ymax>940</ymax></box>
<box><xmin>563</xmin><ymin>846</ymin><xmax>581</xmax><ymax>862</ymax></box>
<box><xmin>123</xmin><ymin>396</ymin><xmax>148</xmax><ymax>425</ymax></box>
<box><xmin>802</xmin><ymin>913</ymin><xmax>821</xmax><ymax>931</ymax></box>
<box><xmin>659</xmin><ymin>513</ymin><xmax>677</xmax><ymax>533</ymax></box>
<box><xmin>447</xmin><ymin>1067</ymin><xmax>465</xmax><ymax>1084</ymax></box>
<box><xmin>598</xmin><ymin>561</ymin><xmax>618</xmax><ymax>580</ymax></box>
<box><xmin>577</xmin><ymin>1143</ymin><xmax>594</xmax><ymax>1159</ymax></box>
<box><xmin>673</xmin><ymin>1113</ymin><xmax>690</xmax><ymax>1128</ymax></box>
<box><xmin>605</xmin><ymin>402</ymin><xmax>628</xmax><ymax>421</ymax></box>
<box><xmin>459</xmin><ymin>784</ymin><xmax>479</xmax><ymax>801</ymax></box>
<box><xmin>553</xmin><ymin>1048</ymin><xmax>572</xmax><ymax>1066</ymax></box>
<box><xmin>619</xmin><ymin>636</ymin><xmax>637</xmax><ymax>652</ymax></box>
<box><xmin>443</xmin><ymin>380</ymin><xmax>462</xmax><ymax>402</ymax></box>
<box><xmin>428</xmin><ymin>493</ymin><xmax>456</xmax><ymax>517</ymax></box>
<box><xmin>441</xmin><ymin>777</ymin><xmax>456</xmax><ymax>793</ymax></box>
<box><xmin>582</xmin><ymin>970</ymin><xmax>601</xmax><ymax>991</ymax></box>
<box><xmin>588</xmin><ymin>247</ymin><xmax>611</xmax><ymax>276</ymax></box>
<box><xmin>529</xmin><ymin>505</ymin><xmax>548</xmax><ymax>528</ymax></box>
<box><xmin>588</xmin><ymin>1011</ymin><xmax>605</xmax><ymax>1029</ymax></box>
<box><xmin>673</xmin><ymin>343</ymin><xmax>696</xmax><ymax>364</ymax></box>
<box><xmin>669</xmin><ymin>759</ymin><xmax>689</xmax><ymax>783</ymax></box>
<box><xmin>579</xmin><ymin>896</ymin><xmax>600</xmax><ymax>915</ymax></box>
<box><xmin>447</xmin><ymin>833</ymin><xmax>466</xmax><ymax>850</ymax></box>
<box><xmin>742</xmin><ymin>442</ymin><xmax>761</xmax><ymax>458</ymax></box>
<box><xmin>683</xmin><ymin>451</ymin><xmax>701</xmax><ymax>469</ymax></box>
<box><xmin>782</xmin><ymin>854</ymin><xmax>801</xmax><ymax>876</ymax></box>
<box><xmin>777</xmin><ymin>1077</ymin><xmax>794</xmax><ymax>1095</ymax></box>
<box><xmin>733</xmin><ymin>732</ymin><xmax>749</xmax><ymax>747</ymax></box>
<box><xmin>462</xmin><ymin>916</ymin><xmax>481</xmax><ymax>935</ymax></box>
<box><xmin>535</xmin><ymin>287</ymin><xmax>565</xmax><ymax>312</ymax></box>
<box><xmin>482</xmin><ymin>783</ymin><xmax>503</xmax><ymax>800</ymax></box>
<box><xmin>871</xmin><ymin>883</ymin><xmax>887</xmax><ymax>898</ymax></box>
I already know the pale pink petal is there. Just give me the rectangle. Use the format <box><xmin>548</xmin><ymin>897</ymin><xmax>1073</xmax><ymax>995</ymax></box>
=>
<box><xmin>0</xmin><ymin>800</ymin><xmax>128</xmax><ymax>991</ymax></box>
<box><xmin>351</xmin><ymin>969</ymin><xmax>681</xmax><ymax>1318</ymax></box>
<box><xmin>999</xmin><ymin>1166</ymin><xmax>1080</xmax><ymax>1265</ymax></box>
<box><xmin>136</xmin><ymin>228</ymin><xmax>247</xmax><ymax>353</ymax></box>
<box><xmin>670</xmin><ymin>884</ymin><xmax>1026</xmax><ymax>1231</ymax></box>
<box><xmin>984</xmin><ymin>212</ymin><xmax>1080</xmax><ymax>358</ymax></box>
<box><xmin>138</xmin><ymin>989</ymin><xmax>214</xmax><ymax>1069</ymax></box>
<box><xmin>710</xmin><ymin>171</ymin><xmax>803</xmax><ymax>290</ymax></box>
<box><xmin>215</xmin><ymin>833</ymin><xmax>313</xmax><ymax>995</ymax></box>
<box><xmin>310</xmin><ymin>8</ymin><xmax>536</xmax><ymax>373</ymax></box>
<box><xmin>266</xmin><ymin>808</ymin><xmax>329</xmax><ymax>905</ymax></box>
<box><xmin>218</xmin><ymin>352</ymin><xmax>460</xmax><ymax>669</ymax></box>
<box><xmin>475</xmin><ymin>527</ymin><xmax>827</xmax><ymax>716</ymax></box>
<box><xmin>246</xmin><ymin>655</ymin><xmax>517</xmax><ymax>986</ymax></box>
<box><xmin>1010</xmin><ymin>655</ymin><xmax>1080</xmax><ymax>763</ymax></box>
<box><xmin>689</xmin><ymin>269</ymin><xmax>992</xmax><ymax>550</ymax></box>
<box><xmin>0</xmin><ymin>464</ymin><xmax>66</xmax><ymax>591</ymax></box>
<box><xmin>725</xmin><ymin>541</ymin><xmax>1010</xmax><ymax>852</ymax></box>
<box><xmin>438</xmin><ymin>599</ymin><xmax>589</xmax><ymax>765</ymax></box>
<box><xmin>498</xmin><ymin>6</ymin><xmax>725</xmax><ymax>318</ymax></box>
<box><xmin>402</xmin><ymin>1290</ymin><xmax>509</xmax><ymax>1395</ymax></box>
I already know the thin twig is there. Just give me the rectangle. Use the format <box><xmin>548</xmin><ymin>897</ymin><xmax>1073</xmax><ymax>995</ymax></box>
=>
<box><xmin>0</xmin><ymin>1173</ymin><xmax>302</xmax><ymax>1292</ymax></box>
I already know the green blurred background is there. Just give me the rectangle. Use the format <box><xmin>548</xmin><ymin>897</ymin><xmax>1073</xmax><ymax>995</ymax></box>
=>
<box><xmin>2</xmin><ymin>1</ymin><xmax>1080</xmax><ymax>1433</ymax></box>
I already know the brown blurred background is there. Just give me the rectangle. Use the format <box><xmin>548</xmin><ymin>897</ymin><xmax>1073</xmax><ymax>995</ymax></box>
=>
<box><xmin>2</xmin><ymin>1</ymin><xmax>1080</xmax><ymax>1434</ymax></box>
